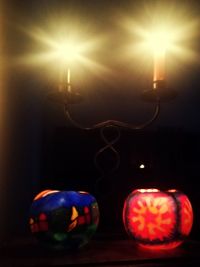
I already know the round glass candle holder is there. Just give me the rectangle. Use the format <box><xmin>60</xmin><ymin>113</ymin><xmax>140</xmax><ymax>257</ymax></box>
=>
<box><xmin>29</xmin><ymin>190</ymin><xmax>99</xmax><ymax>250</ymax></box>
<box><xmin>123</xmin><ymin>189</ymin><xmax>193</xmax><ymax>250</ymax></box>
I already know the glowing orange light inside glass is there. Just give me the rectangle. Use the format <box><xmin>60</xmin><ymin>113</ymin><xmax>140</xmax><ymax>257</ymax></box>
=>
<box><xmin>137</xmin><ymin>189</ymin><xmax>159</xmax><ymax>193</ymax></box>
<box><xmin>34</xmin><ymin>190</ymin><xmax>60</xmax><ymax>200</ymax></box>
<box><xmin>123</xmin><ymin>189</ymin><xmax>193</xmax><ymax>250</ymax></box>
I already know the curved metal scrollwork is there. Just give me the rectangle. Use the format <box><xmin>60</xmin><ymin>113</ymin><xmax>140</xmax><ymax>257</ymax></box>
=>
<box><xmin>64</xmin><ymin>101</ymin><xmax>160</xmax><ymax>130</ymax></box>
<box><xmin>94</xmin><ymin>125</ymin><xmax>121</xmax><ymax>195</ymax></box>
<box><xmin>64</xmin><ymin>101</ymin><xmax>160</xmax><ymax>194</ymax></box>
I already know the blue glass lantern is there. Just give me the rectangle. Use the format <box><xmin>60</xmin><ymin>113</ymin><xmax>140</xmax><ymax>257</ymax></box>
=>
<box><xmin>29</xmin><ymin>190</ymin><xmax>99</xmax><ymax>249</ymax></box>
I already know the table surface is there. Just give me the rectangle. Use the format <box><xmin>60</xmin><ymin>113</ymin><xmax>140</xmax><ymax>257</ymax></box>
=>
<box><xmin>0</xmin><ymin>237</ymin><xmax>200</xmax><ymax>267</ymax></box>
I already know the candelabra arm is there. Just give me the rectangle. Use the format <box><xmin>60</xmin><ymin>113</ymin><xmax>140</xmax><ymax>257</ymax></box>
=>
<box><xmin>111</xmin><ymin>100</ymin><xmax>160</xmax><ymax>130</ymax></box>
<box><xmin>64</xmin><ymin>100</ymin><xmax>160</xmax><ymax>130</ymax></box>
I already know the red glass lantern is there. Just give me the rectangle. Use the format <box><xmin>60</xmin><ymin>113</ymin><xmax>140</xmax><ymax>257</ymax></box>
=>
<box><xmin>123</xmin><ymin>189</ymin><xmax>193</xmax><ymax>250</ymax></box>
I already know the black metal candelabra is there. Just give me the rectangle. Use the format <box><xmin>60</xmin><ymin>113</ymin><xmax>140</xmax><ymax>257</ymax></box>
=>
<box><xmin>48</xmin><ymin>79</ymin><xmax>176</xmax><ymax>195</ymax></box>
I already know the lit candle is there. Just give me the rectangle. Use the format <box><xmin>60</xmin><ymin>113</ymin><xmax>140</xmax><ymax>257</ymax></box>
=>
<box><xmin>153</xmin><ymin>48</ymin><xmax>165</xmax><ymax>88</ymax></box>
<box><xmin>146</xmin><ymin>29</ymin><xmax>173</xmax><ymax>90</ymax></box>
<box><xmin>57</xmin><ymin>42</ymin><xmax>80</xmax><ymax>94</ymax></box>
<box><xmin>67</xmin><ymin>67</ymin><xmax>71</xmax><ymax>93</ymax></box>
<box><xmin>59</xmin><ymin>66</ymin><xmax>71</xmax><ymax>93</ymax></box>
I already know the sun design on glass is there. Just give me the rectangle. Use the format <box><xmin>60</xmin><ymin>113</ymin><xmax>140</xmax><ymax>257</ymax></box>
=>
<box><xmin>129</xmin><ymin>194</ymin><xmax>176</xmax><ymax>240</ymax></box>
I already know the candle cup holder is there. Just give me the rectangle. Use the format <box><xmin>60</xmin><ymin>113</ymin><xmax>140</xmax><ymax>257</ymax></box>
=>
<box><xmin>48</xmin><ymin>90</ymin><xmax>83</xmax><ymax>105</ymax></box>
<box><xmin>141</xmin><ymin>80</ymin><xmax>177</xmax><ymax>102</ymax></box>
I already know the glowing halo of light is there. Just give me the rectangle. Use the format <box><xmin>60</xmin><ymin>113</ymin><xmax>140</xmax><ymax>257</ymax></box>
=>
<box><xmin>16</xmin><ymin>33</ymin><xmax>94</xmax><ymax>67</ymax></box>
<box><xmin>142</xmin><ymin>27</ymin><xmax>176</xmax><ymax>54</ymax></box>
<box><xmin>11</xmin><ymin>22</ymin><xmax>117</xmax><ymax>89</ymax></box>
<box><xmin>52</xmin><ymin>42</ymin><xmax>81</xmax><ymax>63</ymax></box>
<box><xmin>116</xmin><ymin>3</ymin><xmax>200</xmax><ymax>69</ymax></box>
<box><xmin>13</xmin><ymin>23</ymin><xmax>112</xmax><ymax>78</ymax></box>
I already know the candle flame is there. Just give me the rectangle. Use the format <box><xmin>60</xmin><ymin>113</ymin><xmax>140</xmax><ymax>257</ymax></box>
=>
<box><xmin>146</xmin><ymin>28</ymin><xmax>175</xmax><ymax>53</ymax></box>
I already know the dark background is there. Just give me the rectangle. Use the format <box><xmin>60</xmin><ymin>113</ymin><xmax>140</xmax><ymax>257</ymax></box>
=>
<box><xmin>2</xmin><ymin>0</ymin><xmax>200</xmax><ymax>241</ymax></box>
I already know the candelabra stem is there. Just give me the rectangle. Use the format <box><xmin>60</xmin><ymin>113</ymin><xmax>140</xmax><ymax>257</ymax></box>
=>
<box><xmin>94</xmin><ymin>125</ymin><xmax>121</xmax><ymax>196</ymax></box>
<box><xmin>64</xmin><ymin>101</ymin><xmax>160</xmax><ymax>194</ymax></box>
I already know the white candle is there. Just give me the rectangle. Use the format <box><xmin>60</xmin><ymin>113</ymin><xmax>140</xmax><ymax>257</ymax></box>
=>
<box><xmin>67</xmin><ymin>67</ymin><xmax>71</xmax><ymax>93</ymax></box>
<box><xmin>58</xmin><ymin>67</ymin><xmax>71</xmax><ymax>93</ymax></box>
<box><xmin>153</xmin><ymin>49</ymin><xmax>166</xmax><ymax>86</ymax></box>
